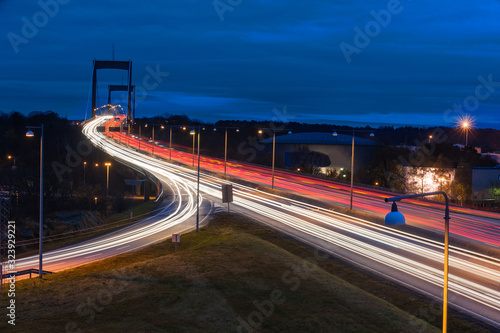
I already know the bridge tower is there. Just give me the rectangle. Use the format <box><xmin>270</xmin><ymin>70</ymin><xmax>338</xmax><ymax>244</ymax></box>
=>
<box><xmin>91</xmin><ymin>59</ymin><xmax>133</xmax><ymax>122</ymax></box>
<box><xmin>108</xmin><ymin>84</ymin><xmax>136</xmax><ymax>119</ymax></box>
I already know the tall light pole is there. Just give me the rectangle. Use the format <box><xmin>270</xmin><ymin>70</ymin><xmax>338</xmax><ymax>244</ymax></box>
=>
<box><xmin>214</xmin><ymin>127</ymin><xmax>240</xmax><ymax>175</ymax></box>
<box><xmin>191</xmin><ymin>129</ymin><xmax>196</xmax><ymax>166</ymax></box>
<box><xmin>83</xmin><ymin>161</ymin><xmax>87</xmax><ymax>185</ymax></box>
<box><xmin>105</xmin><ymin>162</ymin><xmax>111</xmax><ymax>198</ymax></box>
<box><xmin>169</xmin><ymin>125</ymin><xmax>173</xmax><ymax>161</ymax></box>
<box><xmin>26</xmin><ymin>124</ymin><xmax>44</xmax><ymax>278</ymax></box>
<box><xmin>258</xmin><ymin>128</ymin><xmax>292</xmax><ymax>189</ymax></box>
<box><xmin>333</xmin><ymin>130</ymin><xmax>375</xmax><ymax>210</ymax></box>
<box><xmin>190</xmin><ymin>126</ymin><xmax>201</xmax><ymax>232</ymax></box>
<box><xmin>462</xmin><ymin>121</ymin><xmax>469</xmax><ymax>146</ymax></box>
<box><xmin>151</xmin><ymin>124</ymin><xmax>164</xmax><ymax>156</ymax></box>
<box><xmin>384</xmin><ymin>191</ymin><xmax>450</xmax><ymax>332</ymax></box>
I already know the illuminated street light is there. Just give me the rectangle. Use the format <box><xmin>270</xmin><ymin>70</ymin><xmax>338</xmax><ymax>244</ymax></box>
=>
<box><xmin>26</xmin><ymin>124</ymin><xmax>44</xmax><ymax>278</ymax></box>
<box><xmin>258</xmin><ymin>127</ymin><xmax>293</xmax><ymax>189</ymax></box>
<box><xmin>190</xmin><ymin>129</ymin><xmax>196</xmax><ymax>166</ymax></box>
<box><xmin>333</xmin><ymin>129</ymin><xmax>375</xmax><ymax>210</ymax></box>
<box><xmin>214</xmin><ymin>126</ymin><xmax>240</xmax><ymax>175</ymax></box>
<box><xmin>384</xmin><ymin>192</ymin><xmax>450</xmax><ymax>332</ymax></box>
<box><xmin>105</xmin><ymin>162</ymin><xmax>111</xmax><ymax>198</ymax></box>
<box><xmin>83</xmin><ymin>161</ymin><xmax>87</xmax><ymax>185</ymax></box>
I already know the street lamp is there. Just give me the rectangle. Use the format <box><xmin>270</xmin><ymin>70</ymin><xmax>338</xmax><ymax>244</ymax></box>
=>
<box><xmin>83</xmin><ymin>161</ymin><xmax>87</xmax><ymax>185</ymax></box>
<box><xmin>384</xmin><ymin>191</ymin><xmax>450</xmax><ymax>332</ymax></box>
<box><xmin>258</xmin><ymin>128</ymin><xmax>292</xmax><ymax>189</ymax></box>
<box><xmin>26</xmin><ymin>124</ymin><xmax>44</xmax><ymax>278</ymax></box>
<box><xmin>189</xmin><ymin>126</ymin><xmax>202</xmax><ymax>232</ymax></box>
<box><xmin>105</xmin><ymin>162</ymin><xmax>111</xmax><ymax>198</ymax></box>
<box><xmin>462</xmin><ymin>121</ymin><xmax>469</xmax><ymax>146</ymax></box>
<box><xmin>214</xmin><ymin>126</ymin><xmax>240</xmax><ymax>175</ymax></box>
<box><xmin>190</xmin><ymin>129</ymin><xmax>196</xmax><ymax>166</ymax></box>
<box><xmin>151</xmin><ymin>124</ymin><xmax>164</xmax><ymax>156</ymax></box>
<box><xmin>333</xmin><ymin>130</ymin><xmax>375</xmax><ymax>210</ymax></box>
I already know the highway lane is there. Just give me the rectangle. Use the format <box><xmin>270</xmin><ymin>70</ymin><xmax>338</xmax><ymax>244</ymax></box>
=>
<box><xmin>14</xmin><ymin>126</ymin><xmax>213</xmax><ymax>275</ymax></box>
<box><xmin>108</xmin><ymin>121</ymin><xmax>500</xmax><ymax>248</ymax></box>
<box><xmin>94</xmin><ymin>116</ymin><xmax>500</xmax><ymax>327</ymax></box>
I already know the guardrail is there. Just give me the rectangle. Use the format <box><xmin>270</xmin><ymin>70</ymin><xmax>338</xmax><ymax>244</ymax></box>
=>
<box><xmin>1</xmin><ymin>268</ymin><xmax>53</xmax><ymax>279</ymax></box>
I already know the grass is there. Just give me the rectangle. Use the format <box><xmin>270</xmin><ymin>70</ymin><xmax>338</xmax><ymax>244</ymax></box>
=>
<box><xmin>1</xmin><ymin>213</ymin><xmax>491</xmax><ymax>332</ymax></box>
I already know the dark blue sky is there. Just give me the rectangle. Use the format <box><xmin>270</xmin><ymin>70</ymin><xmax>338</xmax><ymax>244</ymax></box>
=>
<box><xmin>1</xmin><ymin>0</ymin><xmax>500</xmax><ymax>128</ymax></box>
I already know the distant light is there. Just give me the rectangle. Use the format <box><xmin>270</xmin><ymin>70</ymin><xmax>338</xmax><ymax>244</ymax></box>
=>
<box><xmin>95</xmin><ymin>163</ymin><xmax>99</xmax><ymax>167</ymax></box>
<box><xmin>145</xmin><ymin>124</ymin><xmax>148</xmax><ymax>128</ymax></box>
<box><xmin>202</xmin><ymin>127</ymin><xmax>205</xmax><ymax>131</ymax></box>
<box><xmin>375</xmin><ymin>182</ymin><xmax>379</xmax><ymax>186</ymax></box>
<box><xmin>429</xmin><ymin>135</ymin><xmax>433</xmax><ymax>139</ymax></box>
<box><xmin>213</xmin><ymin>128</ymin><xmax>217</xmax><ymax>131</ymax></box>
<box><xmin>183</xmin><ymin>127</ymin><xmax>187</xmax><ymax>130</ymax></box>
<box><xmin>190</xmin><ymin>130</ymin><xmax>195</xmax><ymax>135</ymax></box>
<box><xmin>7</xmin><ymin>155</ymin><xmax>12</xmax><ymax>159</ymax></box>
<box><xmin>343</xmin><ymin>174</ymin><xmax>346</xmax><ymax>178</ymax></box>
<box><xmin>84</xmin><ymin>161</ymin><xmax>87</xmax><ymax>165</ymax></box>
<box><xmin>288</xmin><ymin>131</ymin><xmax>292</xmax><ymax>135</ymax></box>
<box><xmin>26</xmin><ymin>130</ymin><xmax>34</xmax><ymax>137</ymax></box>
<box><xmin>332</xmin><ymin>131</ymin><xmax>338</xmax><ymax>136</ymax></box>
<box><xmin>258</xmin><ymin>129</ymin><xmax>263</xmax><ymax>134</ymax></box>
<box><xmin>236</xmin><ymin>128</ymin><xmax>240</xmax><ymax>132</ymax></box>
<box><xmin>369</xmin><ymin>133</ymin><xmax>375</xmax><ymax>137</ymax></box>
<box><xmin>340</xmin><ymin>168</ymin><xmax>344</xmax><ymax>171</ymax></box>
<box><xmin>297</xmin><ymin>168</ymin><xmax>301</xmax><ymax>171</ymax></box>
<box><xmin>105</xmin><ymin>162</ymin><xmax>111</xmax><ymax>166</ymax></box>
<box><xmin>161</xmin><ymin>126</ymin><xmax>164</xmax><ymax>129</ymax></box>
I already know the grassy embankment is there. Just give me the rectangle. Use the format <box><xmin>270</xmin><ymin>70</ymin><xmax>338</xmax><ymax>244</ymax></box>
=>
<box><xmin>1</xmin><ymin>213</ymin><xmax>490</xmax><ymax>332</ymax></box>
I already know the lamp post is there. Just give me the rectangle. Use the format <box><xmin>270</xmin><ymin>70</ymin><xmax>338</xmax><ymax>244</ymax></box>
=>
<box><xmin>83</xmin><ymin>161</ymin><xmax>87</xmax><ymax>185</ymax></box>
<box><xmin>258</xmin><ymin>127</ymin><xmax>292</xmax><ymax>189</ymax></box>
<box><xmin>105</xmin><ymin>162</ymin><xmax>111</xmax><ymax>198</ymax></box>
<box><xmin>190</xmin><ymin>126</ymin><xmax>201</xmax><ymax>232</ymax></box>
<box><xmin>333</xmin><ymin>129</ymin><xmax>375</xmax><ymax>210</ymax></box>
<box><xmin>151</xmin><ymin>124</ymin><xmax>164</xmax><ymax>156</ymax></box>
<box><xmin>462</xmin><ymin>121</ymin><xmax>469</xmax><ymax>146</ymax></box>
<box><xmin>26</xmin><ymin>124</ymin><xmax>44</xmax><ymax>278</ymax></box>
<box><xmin>384</xmin><ymin>191</ymin><xmax>450</xmax><ymax>332</ymax></box>
<box><xmin>169</xmin><ymin>125</ymin><xmax>173</xmax><ymax>161</ymax></box>
<box><xmin>213</xmin><ymin>127</ymin><xmax>240</xmax><ymax>175</ymax></box>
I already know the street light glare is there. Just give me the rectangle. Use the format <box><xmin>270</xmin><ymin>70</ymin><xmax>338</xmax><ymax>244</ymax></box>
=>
<box><xmin>26</xmin><ymin>130</ymin><xmax>34</xmax><ymax>137</ymax></box>
<box><xmin>332</xmin><ymin>131</ymin><xmax>338</xmax><ymax>136</ymax></box>
<box><xmin>463</xmin><ymin>122</ymin><xmax>468</xmax><ymax>128</ymax></box>
<box><xmin>190</xmin><ymin>130</ymin><xmax>195</xmax><ymax>135</ymax></box>
<box><xmin>258</xmin><ymin>129</ymin><xmax>263</xmax><ymax>134</ymax></box>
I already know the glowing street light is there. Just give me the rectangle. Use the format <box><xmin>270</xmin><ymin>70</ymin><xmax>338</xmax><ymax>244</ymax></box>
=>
<box><xmin>105</xmin><ymin>162</ymin><xmax>111</xmax><ymax>198</ymax></box>
<box><xmin>258</xmin><ymin>127</ymin><xmax>293</xmax><ymax>189</ymax></box>
<box><xmin>26</xmin><ymin>124</ymin><xmax>44</xmax><ymax>278</ymax></box>
<box><xmin>384</xmin><ymin>192</ymin><xmax>451</xmax><ymax>332</ymax></box>
<box><xmin>333</xmin><ymin>129</ymin><xmax>375</xmax><ymax>210</ymax></box>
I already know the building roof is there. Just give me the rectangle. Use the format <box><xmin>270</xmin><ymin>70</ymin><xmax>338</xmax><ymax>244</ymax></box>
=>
<box><xmin>259</xmin><ymin>132</ymin><xmax>379</xmax><ymax>146</ymax></box>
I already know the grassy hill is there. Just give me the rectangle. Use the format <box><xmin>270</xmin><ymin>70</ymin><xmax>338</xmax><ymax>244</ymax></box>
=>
<box><xmin>0</xmin><ymin>213</ymin><xmax>489</xmax><ymax>332</ymax></box>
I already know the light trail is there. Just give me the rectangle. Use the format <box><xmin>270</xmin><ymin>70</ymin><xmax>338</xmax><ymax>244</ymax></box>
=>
<box><xmin>93</xmin><ymin>116</ymin><xmax>500</xmax><ymax>327</ymax></box>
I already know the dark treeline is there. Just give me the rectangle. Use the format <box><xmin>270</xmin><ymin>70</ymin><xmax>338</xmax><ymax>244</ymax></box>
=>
<box><xmin>0</xmin><ymin>111</ymin><xmax>140</xmax><ymax>233</ymax></box>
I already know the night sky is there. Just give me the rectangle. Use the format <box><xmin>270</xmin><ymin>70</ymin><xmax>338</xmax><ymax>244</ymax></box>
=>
<box><xmin>1</xmin><ymin>0</ymin><xmax>500</xmax><ymax>128</ymax></box>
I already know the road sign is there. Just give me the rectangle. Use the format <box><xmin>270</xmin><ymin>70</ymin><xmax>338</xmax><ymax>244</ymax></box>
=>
<box><xmin>172</xmin><ymin>234</ymin><xmax>180</xmax><ymax>252</ymax></box>
<box><xmin>457</xmin><ymin>189</ymin><xmax>462</xmax><ymax>195</ymax></box>
<box><xmin>222</xmin><ymin>184</ymin><xmax>233</xmax><ymax>203</ymax></box>
<box><xmin>457</xmin><ymin>195</ymin><xmax>462</xmax><ymax>201</ymax></box>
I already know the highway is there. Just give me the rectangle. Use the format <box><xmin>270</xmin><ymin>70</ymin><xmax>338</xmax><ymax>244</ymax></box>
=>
<box><xmin>108</xmin><ymin>116</ymin><xmax>500</xmax><ymax>248</ymax></box>
<box><xmin>13</xmin><ymin>115</ymin><xmax>500</xmax><ymax>328</ymax></box>
<box><xmin>100</xmin><ymin>116</ymin><xmax>500</xmax><ymax>327</ymax></box>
